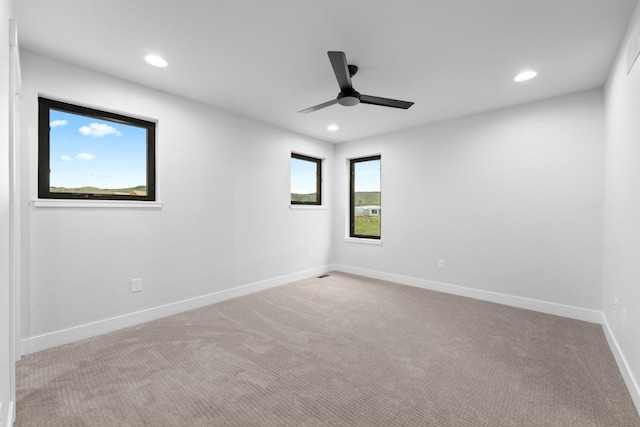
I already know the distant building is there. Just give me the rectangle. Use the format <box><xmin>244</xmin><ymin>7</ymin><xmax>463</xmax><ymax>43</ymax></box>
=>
<box><xmin>355</xmin><ymin>206</ymin><xmax>380</xmax><ymax>217</ymax></box>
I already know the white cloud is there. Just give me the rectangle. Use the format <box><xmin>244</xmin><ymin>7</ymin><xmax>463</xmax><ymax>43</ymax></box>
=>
<box><xmin>50</xmin><ymin>120</ymin><xmax>68</xmax><ymax>128</ymax></box>
<box><xmin>75</xmin><ymin>153</ymin><xmax>95</xmax><ymax>160</ymax></box>
<box><xmin>78</xmin><ymin>123</ymin><xmax>122</xmax><ymax>137</ymax></box>
<box><xmin>60</xmin><ymin>155</ymin><xmax>71</xmax><ymax>162</ymax></box>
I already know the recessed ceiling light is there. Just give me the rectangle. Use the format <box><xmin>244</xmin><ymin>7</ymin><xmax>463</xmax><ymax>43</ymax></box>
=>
<box><xmin>144</xmin><ymin>55</ymin><xmax>168</xmax><ymax>68</ymax></box>
<box><xmin>514</xmin><ymin>70</ymin><xmax>537</xmax><ymax>82</ymax></box>
<box><xmin>327</xmin><ymin>124</ymin><xmax>339</xmax><ymax>131</ymax></box>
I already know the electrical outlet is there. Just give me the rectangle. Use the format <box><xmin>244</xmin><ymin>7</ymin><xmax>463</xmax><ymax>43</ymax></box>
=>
<box><xmin>438</xmin><ymin>259</ymin><xmax>445</xmax><ymax>269</ymax></box>
<box><xmin>308</xmin><ymin>250</ymin><xmax>313</xmax><ymax>258</ymax></box>
<box><xmin>131</xmin><ymin>278</ymin><xmax>142</xmax><ymax>293</ymax></box>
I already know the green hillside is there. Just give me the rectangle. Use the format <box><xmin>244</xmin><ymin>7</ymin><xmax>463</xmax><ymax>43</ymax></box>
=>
<box><xmin>354</xmin><ymin>191</ymin><xmax>380</xmax><ymax>206</ymax></box>
<box><xmin>292</xmin><ymin>192</ymin><xmax>380</xmax><ymax>205</ymax></box>
<box><xmin>291</xmin><ymin>193</ymin><xmax>317</xmax><ymax>203</ymax></box>
<box><xmin>51</xmin><ymin>185</ymin><xmax>146</xmax><ymax>195</ymax></box>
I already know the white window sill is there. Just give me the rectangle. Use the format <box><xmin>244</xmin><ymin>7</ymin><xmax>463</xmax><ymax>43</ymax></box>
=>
<box><xmin>344</xmin><ymin>237</ymin><xmax>383</xmax><ymax>245</ymax></box>
<box><xmin>289</xmin><ymin>205</ymin><xmax>328</xmax><ymax>210</ymax></box>
<box><xmin>33</xmin><ymin>199</ymin><xmax>163</xmax><ymax>209</ymax></box>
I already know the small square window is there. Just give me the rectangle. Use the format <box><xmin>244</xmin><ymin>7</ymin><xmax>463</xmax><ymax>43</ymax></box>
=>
<box><xmin>291</xmin><ymin>153</ymin><xmax>322</xmax><ymax>205</ymax></box>
<box><xmin>38</xmin><ymin>97</ymin><xmax>156</xmax><ymax>201</ymax></box>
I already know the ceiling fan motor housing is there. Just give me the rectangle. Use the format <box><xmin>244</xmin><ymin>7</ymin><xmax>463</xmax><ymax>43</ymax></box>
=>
<box><xmin>338</xmin><ymin>90</ymin><xmax>360</xmax><ymax>106</ymax></box>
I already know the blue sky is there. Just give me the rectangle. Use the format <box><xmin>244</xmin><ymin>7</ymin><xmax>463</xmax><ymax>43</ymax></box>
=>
<box><xmin>353</xmin><ymin>159</ymin><xmax>380</xmax><ymax>192</ymax></box>
<box><xmin>49</xmin><ymin>109</ymin><xmax>147</xmax><ymax>189</ymax></box>
<box><xmin>290</xmin><ymin>157</ymin><xmax>318</xmax><ymax>194</ymax></box>
<box><xmin>291</xmin><ymin>157</ymin><xmax>380</xmax><ymax>194</ymax></box>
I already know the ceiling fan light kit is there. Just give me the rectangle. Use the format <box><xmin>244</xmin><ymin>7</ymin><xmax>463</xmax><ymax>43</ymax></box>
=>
<box><xmin>299</xmin><ymin>51</ymin><xmax>414</xmax><ymax>114</ymax></box>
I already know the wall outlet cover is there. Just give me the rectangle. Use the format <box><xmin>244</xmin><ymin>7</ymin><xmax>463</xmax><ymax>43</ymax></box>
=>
<box><xmin>131</xmin><ymin>278</ymin><xmax>142</xmax><ymax>293</ymax></box>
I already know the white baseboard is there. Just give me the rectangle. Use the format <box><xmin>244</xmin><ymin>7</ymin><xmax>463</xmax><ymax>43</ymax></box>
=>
<box><xmin>601</xmin><ymin>312</ymin><xmax>640</xmax><ymax>413</ymax></box>
<box><xmin>330</xmin><ymin>264</ymin><xmax>603</xmax><ymax>323</ymax></box>
<box><xmin>21</xmin><ymin>266</ymin><xmax>332</xmax><ymax>354</ymax></box>
<box><xmin>1</xmin><ymin>400</ymin><xmax>15</xmax><ymax>427</ymax></box>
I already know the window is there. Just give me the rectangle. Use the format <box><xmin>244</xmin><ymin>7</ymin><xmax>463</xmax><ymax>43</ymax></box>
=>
<box><xmin>291</xmin><ymin>153</ymin><xmax>322</xmax><ymax>205</ymax></box>
<box><xmin>38</xmin><ymin>97</ymin><xmax>156</xmax><ymax>201</ymax></box>
<box><xmin>350</xmin><ymin>155</ymin><xmax>381</xmax><ymax>239</ymax></box>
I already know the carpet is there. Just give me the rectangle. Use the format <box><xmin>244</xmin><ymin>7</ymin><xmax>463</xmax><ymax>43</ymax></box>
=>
<box><xmin>15</xmin><ymin>272</ymin><xmax>640</xmax><ymax>426</ymax></box>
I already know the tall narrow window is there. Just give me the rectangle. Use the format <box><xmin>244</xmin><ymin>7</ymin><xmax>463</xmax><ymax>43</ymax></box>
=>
<box><xmin>350</xmin><ymin>155</ymin><xmax>381</xmax><ymax>239</ymax></box>
<box><xmin>291</xmin><ymin>153</ymin><xmax>322</xmax><ymax>205</ymax></box>
<box><xmin>38</xmin><ymin>97</ymin><xmax>156</xmax><ymax>201</ymax></box>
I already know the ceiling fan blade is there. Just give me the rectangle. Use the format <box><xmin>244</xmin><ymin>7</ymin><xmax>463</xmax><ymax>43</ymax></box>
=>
<box><xmin>360</xmin><ymin>94</ymin><xmax>414</xmax><ymax>109</ymax></box>
<box><xmin>298</xmin><ymin>98</ymin><xmax>339</xmax><ymax>114</ymax></box>
<box><xmin>328</xmin><ymin>51</ymin><xmax>353</xmax><ymax>92</ymax></box>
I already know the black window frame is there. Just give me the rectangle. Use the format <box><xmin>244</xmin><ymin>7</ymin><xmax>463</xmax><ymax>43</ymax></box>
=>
<box><xmin>38</xmin><ymin>97</ymin><xmax>156</xmax><ymax>201</ymax></box>
<box><xmin>350</xmin><ymin>155</ymin><xmax>381</xmax><ymax>239</ymax></box>
<box><xmin>290</xmin><ymin>152</ymin><xmax>322</xmax><ymax>206</ymax></box>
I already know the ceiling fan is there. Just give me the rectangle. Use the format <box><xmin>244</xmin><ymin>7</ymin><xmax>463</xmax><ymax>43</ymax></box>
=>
<box><xmin>299</xmin><ymin>51</ymin><xmax>414</xmax><ymax>114</ymax></box>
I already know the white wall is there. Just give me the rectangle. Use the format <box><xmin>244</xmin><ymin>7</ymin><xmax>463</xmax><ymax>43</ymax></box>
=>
<box><xmin>17</xmin><ymin>47</ymin><xmax>612</xmax><ymax>348</ymax></box>
<box><xmin>12</xmin><ymin>7</ymin><xmax>640</xmax><ymax>414</ymax></box>
<box><xmin>20</xmin><ymin>50</ymin><xmax>334</xmax><ymax>352</ymax></box>
<box><xmin>334</xmin><ymin>90</ymin><xmax>604</xmax><ymax>315</ymax></box>
<box><xmin>1</xmin><ymin>1</ymin><xmax>13</xmax><ymax>425</ymax></box>
<box><xmin>604</xmin><ymin>0</ymin><xmax>640</xmax><ymax>407</ymax></box>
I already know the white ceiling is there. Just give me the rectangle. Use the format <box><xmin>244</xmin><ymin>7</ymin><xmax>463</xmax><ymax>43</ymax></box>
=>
<box><xmin>14</xmin><ymin>0</ymin><xmax>638</xmax><ymax>143</ymax></box>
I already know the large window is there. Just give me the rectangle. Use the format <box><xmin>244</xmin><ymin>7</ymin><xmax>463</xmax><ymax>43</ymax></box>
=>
<box><xmin>38</xmin><ymin>97</ymin><xmax>156</xmax><ymax>201</ymax></box>
<box><xmin>291</xmin><ymin>153</ymin><xmax>322</xmax><ymax>205</ymax></box>
<box><xmin>350</xmin><ymin>155</ymin><xmax>381</xmax><ymax>238</ymax></box>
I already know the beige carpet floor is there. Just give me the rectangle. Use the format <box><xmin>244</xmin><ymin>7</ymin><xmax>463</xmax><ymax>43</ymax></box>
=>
<box><xmin>15</xmin><ymin>272</ymin><xmax>640</xmax><ymax>426</ymax></box>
